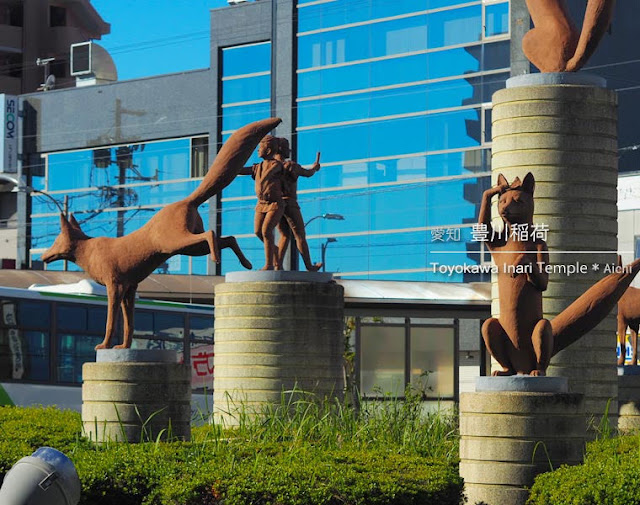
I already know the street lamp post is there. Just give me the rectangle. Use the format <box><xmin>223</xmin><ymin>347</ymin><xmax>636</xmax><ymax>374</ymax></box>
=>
<box><xmin>0</xmin><ymin>174</ymin><xmax>68</xmax><ymax>269</ymax></box>
<box><xmin>321</xmin><ymin>237</ymin><xmax>337</xmax><ymax>272</ymax></box>
<box><xmin>0</xmin><ymin>174</ymin><xmax>66</xmax><ymax>214</ymax></box>
<box><xmin>304</xmin><ymin>213</ymin><xmax>345</xmax><ymax>228</ymax></box>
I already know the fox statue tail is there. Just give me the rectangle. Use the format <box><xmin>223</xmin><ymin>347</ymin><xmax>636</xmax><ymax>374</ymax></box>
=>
<box><xmin>188</xmin><ymin>117</ymin><xmax>282</xmax><ymax>206</ymax></box>
<box><xmin>551</xmin><ymin>257</ymin><xmax>640</xmax><ymax>356</ymax></box>
<box><xmin>565</xmin><ymin>0</ymin><xmax>616</xmax><ymax>72</ymax></box>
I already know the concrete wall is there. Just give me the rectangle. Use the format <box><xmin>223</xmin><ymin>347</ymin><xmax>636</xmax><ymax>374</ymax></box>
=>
<box><xmin>21</xmin><ymin>69</ymin><xmax>217</xmax><ymax>154</ymax></box>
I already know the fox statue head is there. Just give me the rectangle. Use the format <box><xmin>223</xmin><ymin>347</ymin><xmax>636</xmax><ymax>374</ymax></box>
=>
<box><xmin>496</xmin><ymin>172</ymin><xmax>535</xmax><ymax>226</ymax></box>
<box><xmin>41</xmin><ymin>214</ymin><xmax>89</xmax><ymax>264</ymax></box>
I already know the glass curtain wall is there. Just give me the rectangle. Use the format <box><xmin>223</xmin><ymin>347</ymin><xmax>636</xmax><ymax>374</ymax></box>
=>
<box><xmin>32</xmin><ymin>136</ymin><xmax>210</xmax><ymax>274</ymax></box>
<box><xmin>296</xmin><ymin>0</ymin><xmax>510</xmax><ymax>281</ymax></box>
<box><xmin>219</xmin><ymin>41</ymin><xmax>272</xmax><ymax>273</ymax></box>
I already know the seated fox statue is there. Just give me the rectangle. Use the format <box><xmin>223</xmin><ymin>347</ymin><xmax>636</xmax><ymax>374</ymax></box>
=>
<box><xmin>41</xmin><ymin>117</ymin><xmax>282</xmax><ymax>350</ymax></box>
<box><xmin>480</xmin><ymin>172</ymin><xmax>640</xmax><ymax>376</ymax></box>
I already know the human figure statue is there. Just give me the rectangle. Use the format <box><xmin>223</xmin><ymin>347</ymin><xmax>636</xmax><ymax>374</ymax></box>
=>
<box><xmin>523</xmin><ymin>0</ymin><xmax>616</xmax><ymax>72</ymax></box>
<box><xmin>40</xmin><ymin>118</ymin><xmax>281</xmax><ymax>349</ymax></box>
<box><xmin>274</xmin><ymin>137</ymin><xmax>322</xmax><ymax>272</ymax></box>
<box><xmin>238</xmin><ymin>135</ymin><xmax>285</xmax><ymax>270</ymax></box>
<box><xmin>617</xmin><ymin>285</ymin><xmax>640</xmax><ymax>366</ymax></box>
<box><xmin>480</xmin><ymin>173</ymin><xmax>640</xmax><ymax>376</ymax></box>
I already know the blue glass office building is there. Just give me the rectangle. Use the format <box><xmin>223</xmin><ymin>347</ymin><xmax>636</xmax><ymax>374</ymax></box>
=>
<box><xmin>220</xmin><ymin>0</ymin><xmax>509</xmax><ymax>280</ymax></box>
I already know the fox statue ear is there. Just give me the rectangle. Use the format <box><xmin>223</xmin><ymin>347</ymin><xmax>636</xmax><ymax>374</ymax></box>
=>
<box><xmin>59</xmin><ymin>213</ymin><xmax>73</xmax><ymax>235</ymax></box>
<box><xmin>497</xmin><ymin>174</ymin><xmax>509</xmax><ymax>187</ymax></box>
<box><xmin>68</xmin><ymin>213</ymin><xmax>83</xmax><ymax>232</ymax></box>
<box><xmin>522</xmin><ymin>172</ymin><xmax>535</xmax><ymax>194</ymax></box>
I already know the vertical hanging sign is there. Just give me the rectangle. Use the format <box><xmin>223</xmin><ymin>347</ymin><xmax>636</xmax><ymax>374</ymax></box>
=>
<box><xmin>0</xmin><ymin>94</ymin><xmax>17</xmax><ymax>173</ymax></box>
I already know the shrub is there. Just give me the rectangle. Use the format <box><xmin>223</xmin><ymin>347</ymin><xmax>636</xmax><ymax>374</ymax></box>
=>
<box><xmin>528</xmin><ymin>435</ymin><xmax>640</xmax><ymax>505</ymax></box>
<box><xmin>0</xmin><ymin>402</ymin><xmax>463</xmax><ymax>505</ymax></box>
<box><xmin>0</xmin><ymin>406</ymin><xmax>88</xmax><ymax>476</ymax></box>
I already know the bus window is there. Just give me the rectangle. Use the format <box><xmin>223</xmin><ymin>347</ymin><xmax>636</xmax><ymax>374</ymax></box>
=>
<box><xmin>134</xmin><ymin>311</ymin><xmax>154</xmax><ymax>337</ymax></box>
<box><xmin>57</xmin><ymin>305</ymin><xmax>87</xmax><ymax>332</ymax></box>
<box><xmin>155</xmin><ymin>313</ymin><xmax>184</xmax><ymax>340</ymax></box>
<box><xmin>23</xmin><ymin>331</ymin><xmax>50</xmax><ymax>381</ymax></box>
<box><xmin>18</xmin><ymin>301</ymin><xmax>50</xmax><ymax>329</ymax></box>
<box><xmin>87</xmin><ymin>307</ymin><xmax>107</xmax><ymax>333</ymax></box>
<box><xmin>57</xmin><ymin>333</ymin><xmax>102</xmax><ymax>383</ymax></box>
<box><xmin>190</xmin><ymin>341</ymin><xmax>213</xmax><ymax>390</ymax></box>
<box><xmin>189</xmin><ymin>315</ymin><xmax>213</xmax><ymax>342</ymax></box>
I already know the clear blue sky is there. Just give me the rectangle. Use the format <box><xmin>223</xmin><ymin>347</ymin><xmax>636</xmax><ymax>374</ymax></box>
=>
<box><xmin>91</xmin><ymin>0</ymin><xmax>229</xmax><ymax>81</ymax></box>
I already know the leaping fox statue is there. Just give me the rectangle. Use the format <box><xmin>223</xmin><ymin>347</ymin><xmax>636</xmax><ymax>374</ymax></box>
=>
<box><xmin>41</xmin><ymin>117</ymin><xmax>282</xmax><ymax>350</ymax></box>
<box><xmin>481</xmin><ymin>172</ymin><xmax>640</xmax><ymax>376</ymax></box>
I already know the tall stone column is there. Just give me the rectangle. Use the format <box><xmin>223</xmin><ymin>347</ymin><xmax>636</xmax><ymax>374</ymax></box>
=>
<box><xmin>490</xmin><ymin>73</ymin><xmax>618</xmax><ymax>421</ymax></box>
<box><xmin>213</xmin><ymin>271</ymin><xmax>344</xmax><ymax>425</ymax></box>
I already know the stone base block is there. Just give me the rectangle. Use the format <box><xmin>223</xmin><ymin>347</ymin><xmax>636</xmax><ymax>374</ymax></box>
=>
<box><xmin>618</xmin><ymin>370</ymin><xmax>640</xmax><ymax>433</ymax></box>
<box><xmin>460</xmin><ymin>389</ymin><xmax>585</xmax><ymax>505</ymax></box>
<box><xmin>82</xmin><ymin>352</ymin><xmax>191</xmax><ymax>443</ymax></box>
<box><xmin>213</xmin><ymin>279</ymin><xmax>344</xmax><ymax>426</ymax></box>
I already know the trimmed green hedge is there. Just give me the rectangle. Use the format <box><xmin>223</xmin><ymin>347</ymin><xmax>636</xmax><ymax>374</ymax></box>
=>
<box><xmin>0</xmin><ymin>406</ymin><xmax>463</xmax><ymax>505</ymax></box>
<box><xmin>528</xmin><ymin>435</ymin><xmax>640</xmax><ymax>505</ymax></box>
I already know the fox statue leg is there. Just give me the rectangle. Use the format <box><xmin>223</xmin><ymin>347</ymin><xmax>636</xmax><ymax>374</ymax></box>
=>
<box><xmin>218</xmin><ymin>236</ymin><xmax>252</xmax><ymax>270</ymax></box>
<box><xmin>531</xmin><ymin>319</ymin><xmax>553</xmax><ymax>376</ymax></box>
<box><xmin>618</xmin><ymin>317</ymin><xmax>628</xmax><ymax>366</ymax></box>
<box><xmin>166</xmin><ymin>230</ymin><xmax>220</xmax><ymax>263</ymax></box>
<box><xmin>115</xmin><ymin>285</ymin><xmax>137</xmax><ymax>349</ymax></box>
<box><xmin>631</xmin><ymin>324</ymin><xmax>639</xmax><ymax>366</ymax></box>
<box><xmin>96</xmin><ymin>283</ymin><xmax>125</xmax><ymax>350</ymax></box>
<box><xmin>482</xmin><ymin>318</ymin><xmax>516</xmax><ymax>376</ymax></box>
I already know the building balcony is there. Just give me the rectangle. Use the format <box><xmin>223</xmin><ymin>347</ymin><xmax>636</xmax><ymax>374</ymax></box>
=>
<box><xmin>48</xmin><ymin>26</ymin><xmax>91</xmax><ymax>53</ymax></box>
<box><xmin>0</xmin><ymin>24</ymin><xmax>22</xmax><ymax>52</ymax></box>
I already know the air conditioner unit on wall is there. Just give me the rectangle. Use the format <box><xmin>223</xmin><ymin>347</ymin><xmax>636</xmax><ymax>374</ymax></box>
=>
<box><xmin>70</xmin><ymin>41</ymin><xmax>92</xmax><ymax>76</ymax></box>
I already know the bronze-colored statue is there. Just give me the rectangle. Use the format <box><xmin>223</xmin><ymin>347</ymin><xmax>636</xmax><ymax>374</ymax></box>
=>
<box><xmin>523</xmin><ymin>0</ymin><xmax>615</xmax><ymax>72</ymax></box>
<box><xmin>481</xmin><ymin>173</ymin><xmax>640</xmax><ymax>376</ymax></box>
<box><xmin>274</xmin><ymin>137</ymin><xmax>322</xmax><ymax>272</ymax></box>
<box><xmin>41</xmin><ymin>117</ymin><xmax>282</xmax><ymax>349</ymax></box>
<box><xmin>239</xmin><ymin>135</ymin><xmax>286</xmax><ymax>270</ymax></box>
<box><xmin>618</xmin><ymin>286</ymin><xmax>640</xmax><ymax>366</ymax></box>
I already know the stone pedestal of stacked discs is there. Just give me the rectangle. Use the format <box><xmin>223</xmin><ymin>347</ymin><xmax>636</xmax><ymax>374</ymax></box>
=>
<box><xmin>212</xmin><ymin>271</ymin><xmax>344</xmax><ymax>426</ymax></box>
<box><xmin>82</xmin><ymin>349</ymin><xmax>191</xmax><ymax>443</ymax></box>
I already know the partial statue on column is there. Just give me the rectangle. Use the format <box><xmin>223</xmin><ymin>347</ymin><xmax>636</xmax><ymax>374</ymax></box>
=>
<box><xmin>523</xmin><ymin>0</ymin><xmax>615</xmax><ymax>72</ymax></box>
<box><xmin>40</xmin><ymin>117</ymin><xmax>282</xmax><ymax>349</ymax></box>
<box><xmin>238</xmin><ymin>135</ymin><xmax>286</xmax><ymax>271</ymax></box>
<box><xmin>274</xmin><ymin>137</ymin><xmax>322</xmax><ymax>272</ymax></box>
<box><xmin>480</xmin><ymin>172</ymin><xmax>640</xmax><ymax>376</ymax></box>
<box><xmin>618</xmin><ymin>286</ymin><xmax>640</xmax><ymax>366</ymax></box>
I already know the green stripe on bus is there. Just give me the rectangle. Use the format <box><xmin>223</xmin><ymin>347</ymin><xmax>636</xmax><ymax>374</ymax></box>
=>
<box><xmin>37</xmin><ymin>291</ymin><xmax>213</xmax><ymax>311</ymax></box>
<box><xmin>0</xmin><ymin>384</ymin><xmax>14</xmax><ymax>406</ymax></box>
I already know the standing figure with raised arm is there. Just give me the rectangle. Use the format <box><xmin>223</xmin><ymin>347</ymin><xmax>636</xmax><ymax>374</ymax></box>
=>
<box><xmin>238</xmin><ymin>135</ymin><xmax>285</xmax><ymax>270</ymax></box>
<box><xmin>275</xmin><ymin>137</ymin><xmax>322</xmax><ymax>272</ymax></box>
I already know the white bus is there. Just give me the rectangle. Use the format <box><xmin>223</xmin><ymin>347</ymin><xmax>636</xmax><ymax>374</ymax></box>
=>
<box><xmin>0</xmin><ymin>283</ymin><xmax>214</xmax><ymax>415</ymax></box>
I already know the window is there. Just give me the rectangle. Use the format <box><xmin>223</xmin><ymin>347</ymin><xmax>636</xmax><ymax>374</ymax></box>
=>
<box><xmin>191</xmin><ymin>137</ymin><xmax>209</xmax><ymax>178</ymax></box>
<box><xmin>55</xmin><ymin>303</ymin><xmax>105</xmax><ymax>383</ymax></box>
<box><xmin>0</xmin><ymin>300</ymin><xmax>51</xmax><ymax>381</ymax></box>
<box><xmin>635</xmin><ymin>236</ymin><xmax>640</xmax><ymax>259</ymax></box>
<box><xmin>484</xmin><ymin>1</ymin><xmax>509</xmax><ymax>38</ymax></box>
<box><xmin>361</xmin><ymin>323</ymin><xmax>405</xmax><ymax>396</ymax></box>
<box><xmin>49</xmin><ymin>6</ymin><xmax>66</xmax><ymax>27</ymax></box>
<box><xmin>57</xmin><ymin>333</ymin><xmax>102</xmax><ymax>383</ymax></box>
<box><xmin>357</xmin><ymin>317</ymin><xmax>456</xmax><ymax>399</ymax></box>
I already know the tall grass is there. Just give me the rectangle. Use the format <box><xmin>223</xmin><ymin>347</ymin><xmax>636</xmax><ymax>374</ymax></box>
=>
<box><xmin>195</xmin><ymin>382</ymin><xmax>459</xmax><ymax>462</ymax></box>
